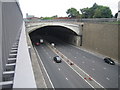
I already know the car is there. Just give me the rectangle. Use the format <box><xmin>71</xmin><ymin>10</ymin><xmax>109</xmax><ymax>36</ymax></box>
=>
<box><xmin>35</xmin><ymin>42</ymin><xmax>40</xmax><ymax>46</ymax></box>
<box><xmin>40</xmin><ymin>39</ymin><xmax>43</xmax><ymax>44</ymax></box>
<box><xmin>53</xmin><ymin>56</ymin><xmax>62</xmax><ymax>63</ymax></box>
<box><xmin>104</xmin><ymin>57</ymin><xmax>115</xmax><ymax>65</ymax></box>
<box><xmin>51</xmin><ymin>43</ymin><xmax>55</xmax><ymax>47</ymax></box>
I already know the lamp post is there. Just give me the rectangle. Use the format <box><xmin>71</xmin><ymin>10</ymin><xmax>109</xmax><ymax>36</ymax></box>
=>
<box><xmin>117</xmin><ymin>1</ymin><xmax>120</xmax><ymax>21</ymax></box>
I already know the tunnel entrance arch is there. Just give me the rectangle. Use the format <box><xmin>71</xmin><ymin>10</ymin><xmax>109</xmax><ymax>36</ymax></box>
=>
<box><xmin>29</xmin><ymin>25</ymin><xmax>82</xmax><ymax>46</ymax></box>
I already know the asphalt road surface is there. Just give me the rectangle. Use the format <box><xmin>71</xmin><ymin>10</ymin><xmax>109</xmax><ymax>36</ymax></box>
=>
<box><xmin>42</xmin><ymin>36</ymin><xmax>119</xmax><ymax>88</ymax></box>
<box><xmin>35</xmin><ymin>44</ymin><xmax>93</xmax><ymax>88</ymax></box>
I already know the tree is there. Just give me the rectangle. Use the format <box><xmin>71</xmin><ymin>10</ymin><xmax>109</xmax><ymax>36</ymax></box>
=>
<box><xmin>80</xmin><ymin>3</ymin><xmax>98</xmax><ymax>18</ymax></box>
<box><xmin>80</xmin><ymin>7</ymin><xmax>91</xmax><ymax>18</ymax></box>
<box><xmin>80</xmin><ymin>3</ymin><xmax>113</xmax><ymax>18</ymax></box>
<box><xmin>52</xmin><ymin>15</ymin><xmax>58</xmax><ymax>18</ymax></box>
<box><xmin>93</xmin><ymin>6</ymin><xmax>113</xmax><ymax>18</ymax></box>
<box><xmin>66</xmin><ymin>8</ymin><xmax>80</xmax><ymax>18</ymax></box>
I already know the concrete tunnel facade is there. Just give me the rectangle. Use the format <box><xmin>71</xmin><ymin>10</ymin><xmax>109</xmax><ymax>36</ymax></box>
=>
<box><xmin>29</xmin><ymin>25</ymin><xmax>82</xmax><ymax>46</ymax></box>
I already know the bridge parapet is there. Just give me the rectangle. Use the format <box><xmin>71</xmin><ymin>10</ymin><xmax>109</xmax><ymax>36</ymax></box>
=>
<box><xmin>13</xmin><ymin>22</ymin><xmax>36</xmax><ymax>88</ymax></box>
<box><xmin>25</xmin><ymin>18</ymin><xmax>117</xmax><ymax>24</ymax></box>
<box><xmin>26</xmin><ymin>22</ymin><xmax>83</xmax><ymax>36</ymax></box>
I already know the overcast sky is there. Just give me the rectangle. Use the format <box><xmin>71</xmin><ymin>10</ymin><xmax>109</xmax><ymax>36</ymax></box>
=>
<box><xmin>19</xmin><ymin>0</ymin><xmax>120</xmax><ymax>18</ymax></box>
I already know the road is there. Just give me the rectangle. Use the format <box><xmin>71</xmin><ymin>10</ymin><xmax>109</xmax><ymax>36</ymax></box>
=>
<box><xmin>35</xmin><ymin>44</ymin><xmax>93</xmax><ymax>88</ymax></box>
<box><xmin>41</xmin><ymin>36</ymin><xmax>119</xmax><ymax>88</ymax></box>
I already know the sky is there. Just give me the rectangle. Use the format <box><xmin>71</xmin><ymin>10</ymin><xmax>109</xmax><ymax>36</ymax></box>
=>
<box><xmin>18</xmin><ymin>0</ymin><xmax>120</xmax><ymax>18</ymax></box>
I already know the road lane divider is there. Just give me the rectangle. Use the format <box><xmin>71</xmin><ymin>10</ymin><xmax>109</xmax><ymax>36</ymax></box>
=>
<box><xmin>34</xmin><ymin>47</ymin><xmax>55</xmax><ymax>89</ymax></box>
<box><xmin>45</xmin><ymin>42</ymin><xmax>105</xmax><ymax>89</ymax></box>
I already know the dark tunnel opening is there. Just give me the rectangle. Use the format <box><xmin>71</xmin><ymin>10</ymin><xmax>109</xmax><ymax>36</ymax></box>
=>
<box><xmin>29</xmin><ymin>26</ymin><xmax>80</xmax><ymax>46</ymax></box>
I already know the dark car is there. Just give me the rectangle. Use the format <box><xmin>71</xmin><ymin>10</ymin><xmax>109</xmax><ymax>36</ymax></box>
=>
<box><xmin>53</xmin><ymin>56</ymin><xmax>62</xmax><ymax>63</ymax></box>
<box><xmin>104</xmin><ymin>57</ymin><xmax>115</xmax><ymax>65</ymax></box>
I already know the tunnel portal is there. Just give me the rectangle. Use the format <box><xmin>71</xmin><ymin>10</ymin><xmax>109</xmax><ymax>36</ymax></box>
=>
<box><xmin>29</xmin><ymin>25</ymin><xmax>81</xmax><ymax>46</ymax></box>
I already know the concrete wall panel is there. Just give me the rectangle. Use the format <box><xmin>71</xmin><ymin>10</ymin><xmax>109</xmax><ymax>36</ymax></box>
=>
<box><xmin>2</xmin><ymin>2</ymin><xmax>23</xmax><ymax>69</ymax></box>
<box><xmin>82</xmin><ymin>23</ymin><xmax>118</xmax><ymax>61</ymax></box>
<box><xmin>118</xmin><ymin>25</ymin><xmax>120</xmax><ymax>62</ymax></box>
<box><xmin>0</xmin><ymin>1</ymin><xmax>2</xmax><ymax>89</ymax></box>
<box><xmin>0</xmin><ymin>1</ymin><xmax>23</xmax><ymax>88</ymax></box>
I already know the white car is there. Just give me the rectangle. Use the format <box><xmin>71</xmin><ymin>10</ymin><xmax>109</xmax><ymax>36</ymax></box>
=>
<box><xmin>40</xmin><ymin>39</ymin><xmax>43</xmax><ymax>43</ymax></box>
<box><xmin>53</xmin><ymin>56</ymin><xmax>62</xmax><ymax>63</ymax></box>
<box><xmin>51</xmin><ymin>43</ymin><xmax>55</xmax><ymax>47</ymax></box>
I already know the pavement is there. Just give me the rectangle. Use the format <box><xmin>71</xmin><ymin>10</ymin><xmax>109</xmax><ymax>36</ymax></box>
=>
<box><xmin>26</xmin><ymin>31</ymin><xmax>47</xmax><ymax>88</ymax></box>
<box><xmin>26</xmin><ymin>33</ymin><xmax>119</xmax><ymax>89</ymax></box>
<box><xmin>42</xmin><ymin>36</ymin><xmax>119</xmax><ymax>88</ymax></box>
<box><xmin>35</xmin><ymin>44</ymin><xmax>93</xmax><ymax>88</ymax></box>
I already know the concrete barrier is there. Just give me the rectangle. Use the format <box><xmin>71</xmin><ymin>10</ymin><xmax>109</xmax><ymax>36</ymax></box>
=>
<box><xmin>13</xmin><ymin>22</ymin><xmax>37</xmax><ymax>88</ymax></box>
<box><xmin>0</xmin><ymin>1</ymin><xmax>2</xmax><ymax>89</ymax></box>
<box><xmin>82</xmin><ymin>23</ymin><xmax>119</xmax><ymax>61</ymax></box>
<box><xmin>0</xmin><ymin>1</ymin><xmax>23</xmax><ymax>88</ymax></box>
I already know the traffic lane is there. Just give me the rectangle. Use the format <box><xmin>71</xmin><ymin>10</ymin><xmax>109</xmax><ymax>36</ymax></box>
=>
<box><xmin>35</xmin><ymin>44</ymin><xmax>92</xmax><ymax>88</ymax></box>
<box><xmin>43</xmin><ymin>36</ymin><xmax>118</xmax><ymax>88</ymax></box>
<box><xmin>41</xmin><ymin>36</ymin><xmax>118</xmax><ymax>88</ymax></box>
<box><xmin>43</xmin><ymin>36</ymin><xmax>119</xmax><ymax>72</ymax></box>
<box><xmin>42</xmin><ymin>44</ymin><xmax>93</xmax><ymax>88</ymax></box>
<box><xmin>36</xmin><ymin>45</ymin><xmax>72</xmax><ymax>88</ymax></box>
<box><xmin>52</xmin><ymin>38</ymin><xmax>118</xmax><ymax>70</ymax></box>
<box><xmin>56</xmin><ymin>42</ymin><xmax>118</xmax><ymax>72</ymax></box>
<box><xmin>43</xmin><ymin>37</ymin><xmax>118</xmax><ymax>76</ymax></box>
<box><xmin>55</xmin><ymin>41</ymin><xmax>119</xmax><ymax>74</ymax></box>
<box><xmin>54</xmin><ymin>42</ymin><xmax>118</xmax><ymax>88</ymax></box>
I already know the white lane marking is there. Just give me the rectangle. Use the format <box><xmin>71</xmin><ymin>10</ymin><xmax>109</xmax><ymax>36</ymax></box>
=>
<box><xmin>74</xmin><ymin>57</ymin><xmax>77</xmax><ymax>58</ymax></box>
<box><xmin>46</xmin><ymin>42</ymin><xmax>105</xmax><ymax>89</ymax></box>
<box><xmin>66</xmin><ymin>62</ymin><xmax>95</xmax><ymax>88</ymax></box>
<box><xmin>34</xmin><ymin>47</ymin><xmax>54</xmax><ymax>88</ymax></box>
<box><xmin>92</xmin><ymin>68</ymin><xmax>95</xmax><ymax>71</ymax></box>
<box><xmin>106</xmin><ymin>77</ymin><xmax>110</xmax><ymax>80</ymax></box>
<box><xmin>49</xmin><ymin>56</ymin><xmax>51</xmax><ymax>59</ymax></box>
<box><xmin>66</xmin><ymin>77</ymin><xmax>68</xmax><ymax>80</ymax></box>
<box><xmin>103</xmin><ymin>67</ymin><xmax>106</xmax><ymax>70</ymax></box>
<box><xmin>49</xmin><ymin>47</ymin><xmax>95</xmax><ymax>88</ymax></box>
<box><xmin>58</xmin><ymin>68</ymin><xmax>61</xmax><ymax>71</ymax></box>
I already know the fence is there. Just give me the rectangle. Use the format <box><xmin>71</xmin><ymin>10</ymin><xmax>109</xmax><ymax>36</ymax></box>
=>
<box><xmin>25</xmin><ymin>18</ymin><xmax>117</xmax><ymax>23</ymax></box>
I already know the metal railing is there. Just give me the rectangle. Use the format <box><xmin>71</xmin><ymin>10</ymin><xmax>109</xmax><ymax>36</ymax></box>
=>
<box><xmin>25</xmin><ymin>18</ymin><xmax>117</xmax><ymax>23</ymax></box>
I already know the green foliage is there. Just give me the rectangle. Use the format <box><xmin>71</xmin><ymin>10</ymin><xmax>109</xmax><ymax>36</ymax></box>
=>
<box><xmin>93</xmin><ymin>6</ymin><xmax>113</xmax><ymax>18</ymax></box>
<box><xmin>80</xmin><ymin>8</ymin><xmax>91</xmax><ymax>18</ymax></box>
<box><xmin>41</xmin><ymin>15</ymin><xmax>58</xmax><ymax>20</ymax></box>
<box><xmin>66</xmin><ymin>8</ymin><xmax>80</xmax><ymax>18</ymax></box>
<box><xmin>80</xmin><ymin>3</ymin><xmax>113</xmax><ymax>18</ymax></box>
<box><xmin>52</xmin><ymin>15</ymin><xmax>58</xmax><ymax>18</ymax></box>
<box><xmin>41</xmin><ymin>17</ymin><xmax>53</xmax><ymax>20</ymax></box>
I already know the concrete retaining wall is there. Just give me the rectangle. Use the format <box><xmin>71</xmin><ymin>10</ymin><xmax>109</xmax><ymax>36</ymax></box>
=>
<box><xmin>64</xmin><ymin>34</ymin><xmax>81</xmax><ymax>46</ymax></box>
<box><xmin>2</xmin><ymin>2</ymin><xmax>23</xmax><ymax>70</ymax></box>
<box><xmin>118</xmin><ymin>25</ymin><xmax>120</xmax><ymax>61</ymax></box>
<box><xmin>82</xmin><ymin>23</ymin><xmax>119</xmax><ymax>61</ymax></box>
<box><xmin>0</xmin><ymin>1</ymin><xmax>2</xmax><ymax>89</ymax></box>
<box><xmin>0</xmin><ymin>1</ymin><xmax>23</xmax><ymax>87</ymax></box>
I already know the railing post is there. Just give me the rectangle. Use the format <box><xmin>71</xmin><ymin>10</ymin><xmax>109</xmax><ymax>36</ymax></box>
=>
<box><xmin>0</xmin><ymin>1</ymin><xmax>2</xmax><ymax>89</ymax></box>
<box><xmin>117</xmin><ymin>1</ymin><xmax>120</xmax><ymax>21</ymax></box>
